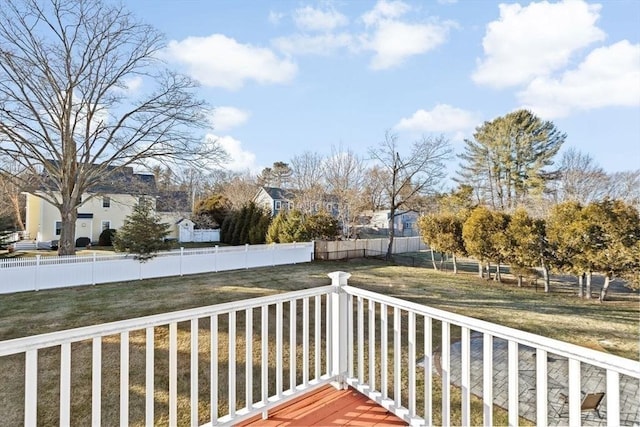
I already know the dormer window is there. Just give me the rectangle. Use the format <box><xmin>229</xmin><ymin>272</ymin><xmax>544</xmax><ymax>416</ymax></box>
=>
<box><xmin>103</xmin><ymin>196</ymin><xmax>110</xmax><ymax>208</ymax></box>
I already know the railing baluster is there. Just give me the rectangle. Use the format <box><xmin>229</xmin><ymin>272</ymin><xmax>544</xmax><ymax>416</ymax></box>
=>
<box><xmin>290</xmin><ymin>300</ymin><xmax>296</xmax><ymax>391</ymax></box>
<box><xmin>358</xmin><ymin>296</ymin><xmax>364</xmax><ymax>384</ymax></box>
<box><xmin>303</xmin><ymin>297</ymin><xmax>309</xmax><ymax>386</ymax></box>
<box><xmin>536</xmin><ymin>349</ymin><xmax>548</xmax><ymax>427</ymax></box>
<box><xmin>606</xmin><ymin>369</ymin><xmax>620</xmax><ymax>427</ymax></box>
<box><xmin>229</xmin><ymin>311</ymin><xmax>236</xmax><ymax>417</ymax></box>
<box><xmin>261</xmin><ymin>305</ymin><xmax>269</xmax><ymax>412</ymax></box>
<box><xmin>424</xmin><ymin>316</ymin><xmax>432</xmax><ymax>426</ymax></box>
<box><xmin>90</xmin><ymin>336</ymin><xmax>102</xmax><ymax>426</ymax></box>
<box><xmin>315</xmin><ymin>295</ymin><xmax>321</xmax><ymax>381</ymax></box>
<box><xmin>441</xmin><ymin>321</ymin><xmax>450</xmax><ymax>427</ymax></box>
<box><xmin>120</xmin><ymin>331</ymin><xmax>129</xmax><ymax>427</ymax></box>
<box><xmin>483</xmin><ymin>333</ymin><xmax>493</xmax><ymax>427</ymax></box>
<box><xmin>169</xmin><ymin>323</ymin><xmax>178</xmax><ymax>425</ymax></box>
<box><xmin>60</xmin><ymin>342</ymin><xmax>71</xmax><ymax>426</ymax></box>
<box><xmin>325</xmin><ymin>294</ymin><xmax>331</xmax><ymax>375</ymax></box>
<box><xmin>381</xmin><ymin>303</ymin><xmax>388</xmax><ymax>399</ymax></box>
<box><xmin>25</xmin><ymin>349</ymin><xmax>37</xmax><ymax>427</ymax></box>
<box><xmin>145</xmin><ymin>327</ymin><xmax>154</xmax><ymax>426</ymax></box>
<box><xmin>211</xmin><ymin>315</ymin><xmax>218</xmax><ymax>424</ymax></box>
<box><xmin>461</xmin><ymin>327</ymin><xmax>470</xmax><ymax>426</ymax></box>
<box><xmin>568</xmin><ymin>358</ymin><xmax>581</xmax><ymax>426</ymax></box>
<box><xmin>368</xmin><ymin>300</ymin><xmax>376</xmax><ymax>391</ymax></box>
<box><xmin>394</xmin><ymin>307</ymin><xmax>401</xmax><ymax>409</ymax></box>
<box><xmin>276</xmin><ymin>302</ymin><xmax>283</xmax><ymax>398</ymax></box>
<box><xmin>348</xmin><ymin>293</ymin><xmax>354</xmax><ymax>378</ymax></box>
<box><xmin>245</xmin><ymin>309</ymin><xmax>253</xmax><ymax>411</ymax></box>
<box><xmin>190</xmin><ymin>319</ymin><xmax>199</xmax><ymax>427</ymax></box>
<box><xmin>408</xmin><ymin>311</ymin><xmax>416</xmax><ymax>417</ymax></box>
<box><xmin>508</xmin><ymin>340</ymin><xmax>519</xmax><ymax>426</ymax></box>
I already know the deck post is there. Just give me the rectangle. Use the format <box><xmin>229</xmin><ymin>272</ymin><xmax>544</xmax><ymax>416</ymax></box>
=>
<box><xmin>328</xmin><ymin>271</ymin><xmax>351</xmax><ymax>390</ymax></box>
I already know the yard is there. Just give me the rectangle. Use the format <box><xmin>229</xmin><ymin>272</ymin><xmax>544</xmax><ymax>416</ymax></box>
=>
<box><xmin>0</xmin><ymin>257</ymin><xmax>637</xmax><ymax>425</ymax></box>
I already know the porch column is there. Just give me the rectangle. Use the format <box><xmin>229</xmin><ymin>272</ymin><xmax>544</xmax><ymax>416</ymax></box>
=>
<box><xmin>328</xmin><ymin>271</ymin><xmax>351</xmax><ymax>390</ymax></box>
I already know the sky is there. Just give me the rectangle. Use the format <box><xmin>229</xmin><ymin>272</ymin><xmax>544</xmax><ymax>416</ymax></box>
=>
<box><xmin>126</xmin><ymin>0</ymin><xmax>640</xmax><ymax>182</ymax></box>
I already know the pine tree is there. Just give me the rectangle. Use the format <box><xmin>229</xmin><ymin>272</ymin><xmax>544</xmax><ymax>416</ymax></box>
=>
<box><xmin>113</xmin><ymin>199</ymin><xmax>170</xmax><ymax>262</ymax></box>
<box><xmin>457</xmin><ymin>110</ymin><xmax>565</xmax><ymax>210</ymax></box>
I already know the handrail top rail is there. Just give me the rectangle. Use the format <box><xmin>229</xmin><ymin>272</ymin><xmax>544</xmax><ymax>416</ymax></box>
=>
<box><xmin>343</xmin><ymin>285</ymin><xmax>640</xmax><ymax>379</ymax></box>
<box><xmin>0</xmin><ymin>285</ymin><xmax>333</xmax><ymax>357</ymax></box>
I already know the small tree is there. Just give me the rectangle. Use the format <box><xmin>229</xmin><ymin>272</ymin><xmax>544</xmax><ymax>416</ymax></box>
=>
<box><xmin>418</xmin><ymin>213</ymin><xmax>466</xmax><ymax>273</ymax></box>
<box><xmin>113</xmin><ymin>199</ymin><xmax>170</xmax><ymax>261</ymax></box>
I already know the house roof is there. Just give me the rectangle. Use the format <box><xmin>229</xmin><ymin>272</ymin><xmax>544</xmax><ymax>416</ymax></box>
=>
<box><xmin>260</xmin><ymin>186</ymin><xmax>296</xmax><ymax>201</ymax></box>
<box><xmin>157</xmin><ymin>190</ymin><xmax>191</xmax><ymax>212</ymax></box>
<box><xmin>37</xmin><ymin>161</ymin><xmax>157</xmax><ymax>195</ymax></box>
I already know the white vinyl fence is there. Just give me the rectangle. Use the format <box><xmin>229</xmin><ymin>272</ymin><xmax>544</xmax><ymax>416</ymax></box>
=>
<box><xmin>0</xmin><ymin>242</ymin><xmax>314</xmax><ymax>294</ymax></box>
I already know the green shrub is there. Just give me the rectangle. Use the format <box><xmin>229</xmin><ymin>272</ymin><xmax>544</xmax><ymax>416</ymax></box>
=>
<box><xmin>98</xmin><ymin>228</ymin><xmax>116</xmax><ymax>246</ymax></box>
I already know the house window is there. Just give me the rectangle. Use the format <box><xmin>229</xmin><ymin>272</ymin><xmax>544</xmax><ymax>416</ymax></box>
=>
<box><xmin>101</xmin><ymin>220</ymin><xmax>111</xmax><ymax>231</ymax></box>
<box><xmin>55</xmin><ymin>221</ymin><xmax>62</xmax><ymax>236</ymax></box>
<box><xmin>103</xmin><ymin>196</ymin><xmax>110</xmax><ymax>208</ymax></box>
<box><xmin>275</xmin><ymin>201</ymin><xmax>281</xmax><ymax>210</ymax></box>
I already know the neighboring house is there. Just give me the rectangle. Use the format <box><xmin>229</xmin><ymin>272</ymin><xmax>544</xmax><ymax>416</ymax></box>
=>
<box><xmin>24</xmin><ymin>167</ymin><xmax>193</xmax><ymax>245</ymax></box>
<box><xmin>356</xmin><ymin>209</ymin><xmax>420</xmax><ymax>237</ymax></box>
<box><xmin>254</xmin><ymin>186</ymin><xmax>343</xmax><ymax>218</ymax></box>
<box><xmin>254</xmin><ymin>187</ymin><xmax>295</xmax><ymax>217</ymax></box>
<box><xmin>156</xmin><ymin>190</ymin><xmax>193</xmax><ymax>241</ymax></box>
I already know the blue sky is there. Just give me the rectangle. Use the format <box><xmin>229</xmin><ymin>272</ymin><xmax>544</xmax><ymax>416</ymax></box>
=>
<box><xmin>127</xmin><ymin>0</ymin><xmax>639</xmax><ymax>180</ymax></box>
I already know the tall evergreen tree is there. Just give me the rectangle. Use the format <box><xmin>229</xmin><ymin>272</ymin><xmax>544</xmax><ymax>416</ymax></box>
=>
<box><xmin>113</xmin><ymin>199</ymin><xmax>170</xmax><ymax>261</ymax></box>
<box><xmin>457</xmin><ymin>110</ymin><xmax>565</xmax><ymax>211</ymax></box>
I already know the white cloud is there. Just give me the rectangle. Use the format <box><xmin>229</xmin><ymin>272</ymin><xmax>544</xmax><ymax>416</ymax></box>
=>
<box><xmin>269</xmin><ymin>10</ymin><xmax>284</xmax><ymax>25</ymax></box>
<box><xmin>364</xmin><ymin>20</ymin><xmax>452</xmax><ymax>70</ymax></box>
<box><xmin>362</xmin><ymin>0</ymin><xmax>411</xmax><ymax>27</ymax></box>
<box><xmin>519</xmin><ymin>40</ymin><xmax>640</xmax><ymax>118</ymax></box>
<box><xmin>272</xmin><ymin>33</ymin><xmax>355</xmax><ymax>56</ymax></box>
<box><xmin>472</xmin><ymin>0</ymin><xmax>605</xmax><ymax>88</ymax></box>
<box><xmin>293</xmin><ymin>5</ymin><xmax>348</xmax><ymax>32</ymax></box>
<box><xmin>206</xmin><ymin>134</ymin><xmax>258</xmax><ymax>172</ymax></box>
<box><xmin>209</xmin><ymin>107</ymin><xmax>250</xmax><ymax>131</ymax></box>
<box><xmin>270</xmin><ymin>0</ymin><xmax>453</xmax><ymax>70</ymax></box>
<box><xmin>164</xmin><ymin>34</ymin><xmax>297</xmax><ymax>90</ymax></box>
<box><xmin>395</xmin><ymin>104</ymin><xmax>479</xmax><ymax>138</ymax></box>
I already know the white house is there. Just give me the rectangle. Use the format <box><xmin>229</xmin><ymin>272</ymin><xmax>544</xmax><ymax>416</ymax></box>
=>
<box><xmin>24</xmin><ymin>167</ymin><xmax>193</xmax><ymax>246</ymax></box>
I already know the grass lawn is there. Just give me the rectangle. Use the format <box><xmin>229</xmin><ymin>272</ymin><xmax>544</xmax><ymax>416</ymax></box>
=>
<box><xmin>0</xmin><ymin>257</ymin><xmax>637</xmax><ymax>425</ymax></box>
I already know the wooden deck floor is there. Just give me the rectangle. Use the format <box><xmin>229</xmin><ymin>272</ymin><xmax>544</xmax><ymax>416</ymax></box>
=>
<box><xmin>237</xmin><ymin>385</ymin><xmax>408</xmax><ymax>426</ymax></box>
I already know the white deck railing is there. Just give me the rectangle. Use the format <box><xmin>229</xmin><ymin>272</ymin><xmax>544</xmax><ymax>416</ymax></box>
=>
<box><xmin>0</xmin><ymin>271</ymin><xmax>638</xmax><ymax>426</ymax></box>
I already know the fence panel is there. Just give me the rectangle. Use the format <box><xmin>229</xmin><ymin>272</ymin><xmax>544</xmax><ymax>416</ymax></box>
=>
<box><xmin>0</xmin><ymin>243</ymin><xmax>314</xmax><ymax>294</ymax></box>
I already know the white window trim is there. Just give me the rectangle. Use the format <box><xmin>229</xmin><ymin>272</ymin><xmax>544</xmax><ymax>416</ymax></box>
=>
<box><xmin>54</xmin><ymin>220</ymin><xmax>62</xmax><ymax>236</ymax></box>
<box><xmin>101</xmin><ymin>220</ymin><xmax>111</xmax><ymax>231</ymax></box>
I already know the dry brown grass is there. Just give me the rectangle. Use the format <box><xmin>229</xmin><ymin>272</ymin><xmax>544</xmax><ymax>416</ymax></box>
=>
<box><xmin>0</xmin><ymin>258</ymin><xmax>637</xmax><ymax>425</ymax></box>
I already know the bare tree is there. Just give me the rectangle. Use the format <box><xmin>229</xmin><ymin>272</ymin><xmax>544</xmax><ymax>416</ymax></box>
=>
<box><xmin>221</xmin><ymin>173</ymin><xmax>259</xmax><ymax>209</ymax></box>
<box><xmin>554</xmin><ymin>148</ymin><xmax>608</xmax><ymax>204</ymax></box>
<box><xmin>369</xmin><ymin>132</ymin><xmax>452</xmax><ymax>259</ymax></box>
<box><xmin>290</xmin><ymin>151</ymin><xmax>326</xmax><ymax>214</ymax></box>
<box><xmin>324</xmin><ymin>145</ymin><xmax>366</xmax><ymax>236</ymax></box>
<box><xmin>0</xmin><ymin>0</ymin><xmax>225</xmax><ymax>255</ymax></box>
<box><xmin>607</xmin><ymin>170</ymin><xmax>640</xmax><ymax>211</ymax></box>
<box><xmin>0</xmin><ymin>161</ymin><xmax>26</xmax><ymax>231</ymax></box>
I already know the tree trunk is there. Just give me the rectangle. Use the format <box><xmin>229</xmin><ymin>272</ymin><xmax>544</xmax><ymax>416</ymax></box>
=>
<box><xmin>599</xmin><ymin>272</ymin><xmax>613</xmax><ymax>302</ymax></box>
<box><xmin>386</xmin><ymin>209</ymin><xmax>395</xmax><ymax>260</ymax></box>
<box><xmin>542</xmin><ymin>264</ymin><xmax>550</xmax><ymax>293</ymax></box>
<box><xmin>452</xmin><ymin>254</ymin><xmax>458</xmax><ymax>274</ymax></box>
<box><xmin>58</xmin><ymin>202</ymin><xmax>78</xmax><ymax>256</ymax></box>
<box><xmin>585</xmin><ymin>271</ymin><xmax>592</xmax><ymax>299</ymax></box>
<box><xmin>438</xmin><ymin>253</ymin><xmax>444</xmax><ymax>270</ymax></box>
<box><xmin>578</xmin><ymin>273</ymin><xmax>584</xmax><ymax>298</ymax></box>
<box><xmin>430</xmin><ymin>247</ymin><xmax>437</xmax><ymax>271</ymax></box>
<box><xmin>9</xmin><ymin>193</ymin><xmax>25</xmax><ymax>231</ymax></box>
